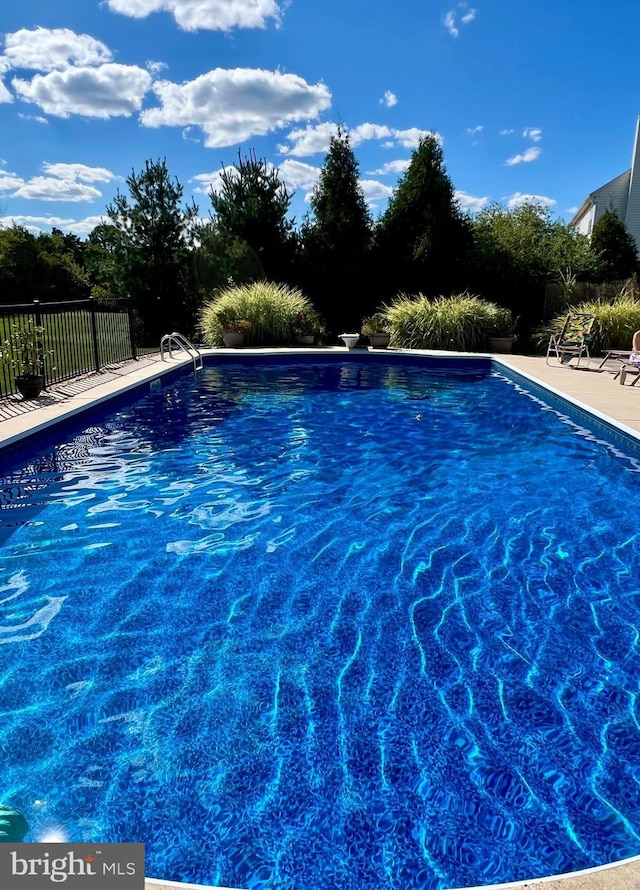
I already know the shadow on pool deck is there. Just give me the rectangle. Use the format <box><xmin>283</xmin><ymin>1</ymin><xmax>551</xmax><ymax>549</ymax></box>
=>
<box><xmin>3</xmin><ymin>348</ymin><xmax>640</xmax><ymax>890</ymax></box>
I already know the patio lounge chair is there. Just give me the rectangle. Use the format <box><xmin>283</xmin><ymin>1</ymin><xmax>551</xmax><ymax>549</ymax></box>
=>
<box><xmin>545</xmin><ymin>311</ymin><xmax>596</xmax><ymax>367</ymax></box>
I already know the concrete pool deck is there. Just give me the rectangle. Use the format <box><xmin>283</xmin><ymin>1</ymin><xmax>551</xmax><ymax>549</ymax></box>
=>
<box><xmin>3</xmin><ymin>346</ymin><xmax>640</xmax><ymax>890</ymax></box>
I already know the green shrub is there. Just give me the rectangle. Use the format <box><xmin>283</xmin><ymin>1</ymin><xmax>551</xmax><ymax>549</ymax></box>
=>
<box><xmin>384</xmin><ymin>292</ymin><xmax>508</xmax><ymax>351</ymax></box>
<box><xmin>360</xmin><ymin>313</ymin><xmax>390</xmax><ymax>335</ymax></box>
<box><xmin>489</xmin><ymin>307</ymin><xmax>517</xmax><ymax>337</ymax></box>
<box><xmin>537</xmin><ymin>294</ymin><xmax>640</xmax><ymax>353</ymax></box>
<box><xmin>200</xmin><ymin>280</ymin><xmax>316</xmax><ymax>346</ymax></box>
<box><xmin>293</xmin><ymin>310</ymin><xmax>324</xmax><ymax>337</ymax></box>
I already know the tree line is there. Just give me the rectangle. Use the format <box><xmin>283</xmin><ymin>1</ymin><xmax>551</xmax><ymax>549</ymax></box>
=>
<box><xmin>0</xmin><ymin>128</ymin><xmax>638</xmax><ymax>345</ymax></box>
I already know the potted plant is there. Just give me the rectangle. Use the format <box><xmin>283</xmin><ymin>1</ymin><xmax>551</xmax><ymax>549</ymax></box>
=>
<box><xmin>488</xmin><ymin>308</ymin><xmax>517</xmax><ymax>353</ymax></box>
<box><xmin>293</xmin><ymin>310</ymin><xmax>323</xmax><ymax>345</ymax></box>
<box><xmin>1</xmin><ymin>320</ymin><xmax>53</xmax><ymax>399</ymax></box>
<box><xmin>361</xmin><ymin>313</ymin><xmax>391</xmax><ymax>348</ymax></box>
<box><xmin>216</xmin><ymin>306</ymin><xmax>252</xmax><ymax>347</ymax></box>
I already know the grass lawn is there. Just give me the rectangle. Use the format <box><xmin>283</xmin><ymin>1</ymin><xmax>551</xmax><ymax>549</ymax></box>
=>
<box><xmin>0</xmin><ymin>308</ymin><xmax>149</xmax><ymax>396</ymax></box>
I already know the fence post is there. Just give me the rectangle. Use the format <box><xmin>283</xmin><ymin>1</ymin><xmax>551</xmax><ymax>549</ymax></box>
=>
<box><xmin>32</xmin><ymin>299</ymin><xmax>46</xmax><ymax>387</ymax></box>
<box><xmin>126</xmin><ymin>298</ymin><xmax>138</xmax><ymax>360</ymax></box>
<box><xmin>89</xmin><ymin>298</ymin><xmax>101</xmax><ymax>372</ymax></box>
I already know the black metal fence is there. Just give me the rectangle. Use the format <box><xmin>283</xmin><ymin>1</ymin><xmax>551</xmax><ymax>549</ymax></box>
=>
<box><xmin>0</xmin><ymin>298</ymin><xmax>156</xmax><ymax>398</ymax></box>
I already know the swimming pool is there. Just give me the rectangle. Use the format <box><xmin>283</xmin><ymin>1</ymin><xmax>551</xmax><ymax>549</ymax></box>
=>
<box><xmin>2</xmin><ymin>353</ymin><xmax>640</xmax><ymax>890</ymax></box>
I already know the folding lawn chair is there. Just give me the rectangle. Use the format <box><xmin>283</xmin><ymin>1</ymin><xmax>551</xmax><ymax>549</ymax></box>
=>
<box><xmin>545</xmin><ymin>311</ymin><xmax>596</xmax><ymax>367</ymax></box>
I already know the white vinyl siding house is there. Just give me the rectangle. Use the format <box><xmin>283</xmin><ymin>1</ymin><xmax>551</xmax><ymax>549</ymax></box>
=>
<box><xmin>570</xmin><ymin>116</ymin><xmax>640</xmax><ymax>251</ymax></box>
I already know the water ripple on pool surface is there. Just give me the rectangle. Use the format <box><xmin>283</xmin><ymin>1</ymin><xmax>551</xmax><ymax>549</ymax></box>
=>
<box><xmin>1</xmin><ymin>360</ymin><xmax>640</xmax><ymax>888</ymax></box>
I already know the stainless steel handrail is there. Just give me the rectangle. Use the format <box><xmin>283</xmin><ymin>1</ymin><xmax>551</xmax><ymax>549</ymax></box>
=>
<box><xmin>160</xmin><ymin>332</ymin><xmax>203</xmax><ymax>371</ymax></box>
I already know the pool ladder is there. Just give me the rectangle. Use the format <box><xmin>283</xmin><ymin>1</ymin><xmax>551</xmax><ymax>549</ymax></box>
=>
<box><xmin>160</xmin><ymin>332</ymin><xmax>203</xmax><ymax>372</ymax></box>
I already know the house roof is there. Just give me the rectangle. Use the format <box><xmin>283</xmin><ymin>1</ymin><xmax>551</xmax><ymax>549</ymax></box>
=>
<box><xmin>569</xmin><ymin>169</ymin><xmax>631</xmax><ymax>226</ymax></box>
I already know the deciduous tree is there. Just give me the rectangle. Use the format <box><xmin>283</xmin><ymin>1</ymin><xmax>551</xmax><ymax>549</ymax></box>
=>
<box><xmin>470</xmin><ymin>202</ymin><xmax>600</xmax><ymax>321</ymax></box>
<box><xmin>0</xmin><ymin>225</ymin><xmax>90</xmax><ymax>304</ymax></box>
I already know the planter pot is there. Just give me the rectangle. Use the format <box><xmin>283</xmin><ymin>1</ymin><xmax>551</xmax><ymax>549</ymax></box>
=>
<box><xmin>489</xmin><ymin>336</ymin><xmax>514</xmax><ymax>354</ymax></box>
<box><xmin>221</xmin><ymin>331</ymin><xmax>245</xmax><ymax>347</ymax></box>
<box><xmin>367</xmin><ymin>333</ymin><xmax>391</xmax><ymax>348</ymax></box>
<box><xmin>339</xmin><ymin>333</ymin><xmax>360</xmax><ymax>350</ymax></box>
<box><xmin>15</xmin><ymin>375</ymin><xmax>45</xmax><ymax>400</ymax></box>
<box><xmin>295</xmin><ymin>335</ymin><xmax>315</xmax><ymax>345</ymax></box>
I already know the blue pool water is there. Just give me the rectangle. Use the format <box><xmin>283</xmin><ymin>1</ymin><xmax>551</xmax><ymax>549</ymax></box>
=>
<box><xmin>2</xmin><ymin>356</ymin><xmax>640</xmax><ymax>889</ymax></box>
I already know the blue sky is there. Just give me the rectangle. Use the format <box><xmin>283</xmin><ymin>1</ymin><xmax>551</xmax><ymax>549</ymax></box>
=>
<box><xmin>0</xmin><ymin>0</ymin><xmax>639</xmax><ymax>238</ymax></box>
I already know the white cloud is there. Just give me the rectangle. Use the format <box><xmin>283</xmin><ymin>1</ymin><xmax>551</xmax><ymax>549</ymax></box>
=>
<box><xmin>193</xmin><ymin>159</ymin><xmax>321</xmax><ymax>200</ymax></box>
<box><xmin>380</xmin><ymin>90</ymin><xmax>397</xmax><ymax>108</ymax></box>
<box><xmin>191</xmin><ymin>168</ymin><xmax>233</xmax><ymax>195</ymax></box>
<box><xmin>0</xmin><ymin>164</ymin><xmax>115</xmax><ymax>202</ymax></box>
<box><xmin>466</xmin><ymin>125</ymin><xmax>483</xmax><ymax>134</ymax></box>
<box><xmin>0</xmin><ymin>214</ymin><xmax>110</xmax><ymax>235</ymax></box>
<box><xmin>141</xmin><ymin>68</ymin><xmax>331</xmax><ymax>147</ymax></box>
<box><xmin>507</xmin><ymin>192</ymin><xmax>556</xmax><ymax>209</ymax></box>
<box><xmin>390</xmin><ymin>127</ymin><xmax>441</xmax><ymax>148</ymax></box>
<box><xmin>17</xmin><ymin>113</ymin><xmax>48</xmax><ymax>124</ymax></box>
<box><xmin>182</xmin><ymin>126</ymin><xmax>200</xmax><ymax>142</ymax></box>
<box><xmin>12</xmin><ymin>64</ymin><xmax>153</xmax><ymax>118</ymax></box>
<box><xmin>65</xmin><ymin>215</ymin><xmax>112</xmax><ymax>236</ymax></box>
<box><xmin>444</xmin><ymin>11</ymin><xmax>459</xmax><ymax>37</ymax></box>
<box><xmin>104</xmin><ymin>0</ymin><xmax>283</xmax><ymax>32</ymax></box>
<box><xmin>41</xmin><ymin>163</ymin><xmax>117</xmax><ymax>183</ymax></box>
<box><xmin>505</xmin><ymin>146</ymin><xmax>541</xmax><ymax>166</ymax></box>
<box><xmin>366</xmin><ymin>159</ymin><xmax>411</xmax><ymax>176</ymax></box>
<box><xmin>0</xmin><ymin>58</ymin><xmax>12</xmax><ymax>103</ymax></box>
<box><xmin>0</xmin><ymin>163</ymin><xmax>110</xmax><ymax>202</ymax></box>
<box><xmin>0</xmin><ymin>170</ymin><xmax>25</xmax><ymax>192</ymax></box>
<box><xmin>12</xmin><ymin>177</ymin><xmax>103</xmax><ymax>202</ymax></box>
<box><xmin>499</xmin><ymin>128</ymin><xmax>514</xmax><ymax>135</ymax></box>
<box><xmin>566</xmin><ymin>205</ymin><xmax>579</xmax><ymax>215</ymax></box>
<box><xmin>359</xmin><ymin>179</ymin><xmax>394</xmax><ymax>205</ymax></box>
<box><xmin>277</xmin><ymin>122</ymin><xmax>339</xmax><ymax>156</ymax></box>
<box><xmin>455</xmin><ymin>190</ymin><xmax>489</xmax><ymax>212</ymax></box>
<box><xmin>444</xmin><ymin>4</ymin><xmax>476</xmax><ymax>37</ymax></box>
<box><xmin>278</xmin><ymin>159</ymin><xmax>321</xmax><ymax>193</ymax></box>
<box><xmin>278</xmin><ymin>122</ymin><xmax>439</xmax><ymax>157</ymax></box>
<box><xmin>350</xmin><ymin>123</ymin><xmax>393</xmax><ymax>146</ymax></box>
<box><xmin>523</xmin><ymin>127</ymin><xmax>542</xmax><ymax>142</ymax></box>
<box><xmin>1</xmin><ymin>27</ymin><xmax>112</xmax><ymax>72</ymax></box>
<box><xmin>146</xmin><ymin>60</ymin><xmax>168</xmax><ymax>74</ymax></box>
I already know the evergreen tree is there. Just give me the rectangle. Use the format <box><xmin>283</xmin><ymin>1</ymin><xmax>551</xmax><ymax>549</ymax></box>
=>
<box><xmin>106</xmin><ymin>159</ymin><xmax>199</xmax><ymax>341</ymax></box>
<box><xmin>302</xmin><ymin>124</ymin><xmax>372</xmax><ymax>330</ymax></box>
<box><xmin>209</xmin><ymin>150</ymin><xmax>296</xmax><ymax>283</ymax></box>
<box><xmin>590</xmin><ymin>208</ymin><xmax>639</xmax><ymax>282</ymax></box>
<box><xmin>192</xmin><ymin>222</ymin><xmax>264</xmax><ymax>293</ymax></box>
<box><xmin>373</xmin><ymin>134</ymin><xmax>472</xmax><ymax>298</ymax></box>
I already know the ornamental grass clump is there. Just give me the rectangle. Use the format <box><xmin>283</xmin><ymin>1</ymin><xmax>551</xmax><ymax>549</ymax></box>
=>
<box><xmin>385</xmin><ymin>292</ymin><xmax>505</xmax><ymax>351</ymax></box>
<box><xmin>200</xmin><ymin>281</ymin><xmax>316</xmax><ymax>346</ymax></box>
<box><xmin>537</xmin><ymin>293</ymin><xmax>640</xmax><ymax>354</ymax></box>
<box><xmin>573</xmin><ymin>296</ymin><xmax>640</xmax><ymax>353</ymax></box>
